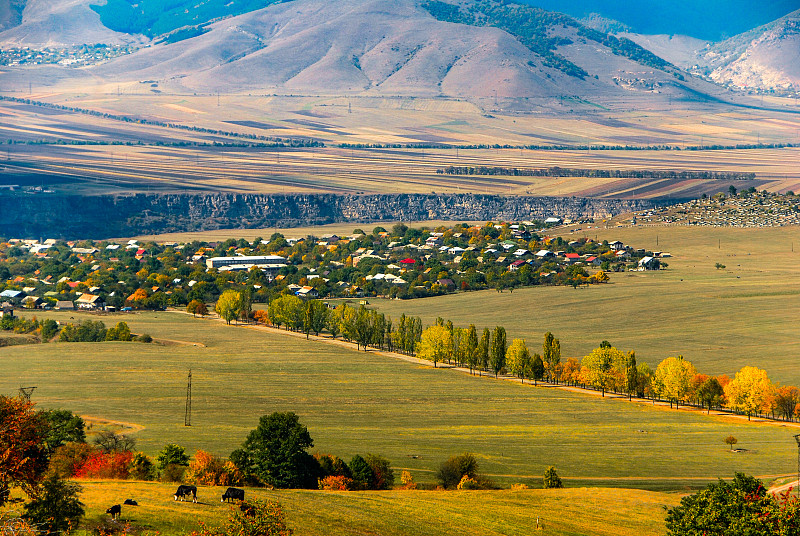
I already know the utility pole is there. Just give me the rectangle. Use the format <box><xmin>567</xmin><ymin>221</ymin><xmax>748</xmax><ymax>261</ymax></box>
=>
<box><xmin>184</xmin><ymin>370</ymin><xmax>192</xmax><ymax>427</ymax></box>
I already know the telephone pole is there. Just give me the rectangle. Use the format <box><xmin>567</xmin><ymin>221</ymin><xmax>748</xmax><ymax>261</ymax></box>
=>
<box><xmin>184</xmin><ymin>370</ymin><xmax>192</xmax><ymax>426</ymax></box>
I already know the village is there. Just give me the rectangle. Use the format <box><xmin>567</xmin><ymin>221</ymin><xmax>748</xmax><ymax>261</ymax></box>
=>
<box><xmin>0</xmin><ymin>220</ymin><xmax>661</xmax><ymax>314</ymax></box>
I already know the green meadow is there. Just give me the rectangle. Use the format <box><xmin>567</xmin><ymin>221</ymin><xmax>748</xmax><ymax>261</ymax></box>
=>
<box><xmin>0</xmin><ymin>310</ymin><xmax>795</xmax><ymax>491</ymax></box>
<box><xmin>69</xmin><ymin>480</ymin><xmax>679</xmax><ymax>536</ymax></box>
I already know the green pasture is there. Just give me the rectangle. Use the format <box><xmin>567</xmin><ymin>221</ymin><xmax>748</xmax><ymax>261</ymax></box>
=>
<box><xmin>64</xmin><ymin>480</ymin><xmax>679</xmax><ymax>536</ymax></box>
<box><xmin>0</xmin><ymin>311</ymin><xmax>796</xmax><ymax>491</ymax></box>
<box><xmin>371</xmin><ymin>225</ymin><xmax>800</xmax><ymax>386</ymax></box>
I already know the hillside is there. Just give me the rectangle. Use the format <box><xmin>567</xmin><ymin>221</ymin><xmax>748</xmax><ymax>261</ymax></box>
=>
<box><xmin>0</xmin><ymin>0</ymin><xmax>730</xmax><ymax>102</ymax></box>
<box><xmin>698</xmin><ymin>9</ymin><xmax>800</xmax><ymax>91</ymax></box>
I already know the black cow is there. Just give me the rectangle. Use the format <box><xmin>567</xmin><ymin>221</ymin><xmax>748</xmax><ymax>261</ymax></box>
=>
<box><xmin>221</xmin><ymin>487</ymin><xmax>245</xmax><ymax>503</ymax></box>
<box><xmin>123</xmin><ymin>499</ymin><xmax>138</xmax><ymax>506</ymax></box>
<box><xmin>174</xmin><ymin>485</ymin><xmax>197</xmax><ymax>503</ymax></box>
<box><xmin>106</xmin><ymin>504</ymin><xmax>121</xmax><ymax>520</ymax></box>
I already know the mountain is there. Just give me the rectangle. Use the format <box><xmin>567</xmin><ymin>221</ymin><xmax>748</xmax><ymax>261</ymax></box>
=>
<box><xmin>521</xmin><ymin>0</ymin><xmax>800</xmax><ymax>41</ymax></box>
<box><xmin>1</xmin><ymin>0</ymin><xmax>722</xmax><ymax>103</ymax></box>
<box><xmin>0</xmin><ymin>0</ymin><xmax>145</xmax><ymax>46</ymax></box>
<box><xmin>696</xmin><ymin>9</ymin><xmax>800</xmax><ymax>91</ymax></box>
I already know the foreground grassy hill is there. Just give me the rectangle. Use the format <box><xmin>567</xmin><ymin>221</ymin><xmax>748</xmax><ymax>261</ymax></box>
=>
<box><xmin>69</xmin><ymin>480</ymin><xmax>678</xmax><ymax>536</ymax></box>
<box><xmin>0</xmin><ymin>307</ymin><xmax>796</xmax><ymax>491</ymax></box>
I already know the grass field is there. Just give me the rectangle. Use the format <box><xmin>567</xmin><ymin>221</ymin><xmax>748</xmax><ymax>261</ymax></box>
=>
<box><xmin>370</xmin><ymin>224</ymin><xmax>800</xmax><ymax>386</ymax></box>
<box><xmin>0</xmin><ymin>308</ymin><xmax>796</xmax><ymax>492</ymax></box>
<box><xmin>60</xmin><ymin>480</ymin><xmax>679</xmax><ymax>536</ymax></box>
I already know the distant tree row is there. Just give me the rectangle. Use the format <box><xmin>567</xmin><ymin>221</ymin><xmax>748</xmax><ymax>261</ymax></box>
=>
<box><xmin>438</xmin><ymin>166</ymin><xmax>757</xmax><ymax>181</ymax></box>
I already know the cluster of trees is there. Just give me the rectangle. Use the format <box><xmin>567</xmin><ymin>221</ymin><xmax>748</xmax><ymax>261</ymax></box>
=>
<box><xmin>665</xmin><ymin>473</ymin><xmax>800</xmax><ymax>535</ymax></box>
<box><xmin>438</xmin><ymin>166</ymin><xmax>756</xmax><ymax>181</ymax></box>
<box><xmin>58</xmin><ymin>320</ymin><xmax>149</xmax><ymax>343</ymax></box>
<box><xmin>573</xmin><ymin>344</ymin><xmax>799</xmax><ymax>421</ymax></box>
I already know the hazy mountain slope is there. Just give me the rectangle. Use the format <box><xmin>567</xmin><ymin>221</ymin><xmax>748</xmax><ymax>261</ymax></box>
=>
<box><xmin>0</xmin><ymin>0</ymin><xmax>142</xmax><ymax>46</ymax></box>
<box><xmin>699</xmin><ymin>10</ymin><xmax>800</xmax><ymax>90</ymax></box>
<box><xmin>0</xmin><ymin>0</ymin><xmax>26</xmax><ymax>32</ymax></box>
<box><xmin>90</xmin><ymin>0</ymin><xmax>595</xmax><ymax>97</ymax></box>
<box><xmin>620</xmin><ymin>33</ymin><xmax>710</xmax><ymax>70</ymax></box>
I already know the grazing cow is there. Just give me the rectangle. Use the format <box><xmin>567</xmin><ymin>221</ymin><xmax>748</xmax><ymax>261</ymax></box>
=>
<box><xmin>123</xmin><ymin>499</ymin><xmax>138</xmax><ymax>506</ymax></box>
<box><xmin>221</xmin><ymin>487</ymin><xmax>245</xmax><ymax>503</ymax></box>
<box><xmin>174</xmin><ymin>485</ymin><xmax>197</xmax><ymax>503</ymax></box>
<box><xmin>106</xmin><ymin>504</ymin><xmax>121</xmax><ymax>520</ymax></box>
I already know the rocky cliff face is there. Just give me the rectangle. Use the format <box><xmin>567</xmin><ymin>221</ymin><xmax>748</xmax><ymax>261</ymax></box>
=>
<box><xmin>1</xmin><ymin>193</ymin><xmax>668</xmax><ymax>239</ymax></box>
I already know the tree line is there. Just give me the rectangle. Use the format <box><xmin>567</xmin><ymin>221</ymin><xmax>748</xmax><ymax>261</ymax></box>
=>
<box><xmin>438</xmin><ymin>166</ymin><xmax>757</xmax><ymax>181</ymax></box>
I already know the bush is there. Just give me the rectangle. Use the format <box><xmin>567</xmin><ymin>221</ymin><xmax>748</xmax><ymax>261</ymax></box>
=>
<box><xmin>129</xmin><ymin>452</ymin><xmax>155</xmax><ymax>480</ymax></box>
<box><xmin>47</xmin><ymin>442</ymin><xmax>96</xmax><ymax>478</ymax></box>
<box><xmin>436</xmin><ymin>453</ymin><xmax>478</xmax><ymax>489</ymax></box>
<box><xmin>399</xmin><ymin>471</ymin><xmax>417</xmax><ymax>490</ymax></box>
<box><xmin>59</xmin><ymin>320</ymin><xmax>107</xmax><ymax>342</ymax></box>
<box><xmin>93</xmin><ymin>430</ymin><xmax>136</xmax><ymax>453</ymax></box>
<box><xmin>318</xmin><ymin>475</ymin><xmax>354</xmax><ymax>491</ymax></box>
<box><xmin>543</xmin><ymin>466</ymin><xmax>563</xmax><ymax>489</ymax></box>
<box><xmin>185</xmin><ymin>450</ymin><xmax>242</xmax><ymax>486</ymax></box>
<box><xmin>74</xmin><ymin>451</ymin><xmax>133</xmax><ymax>479</ymax></box>
<box><xmin>22</xmin><ymin>475</ymin><xmax>84</xmax><ymax>536</ymax></box>
<box><xmin>189</xmin><ymin>499</ymin><xmax>292</xmax><ymax>536</ymax></box>
<box><xmin>348</xmin><ymin>455</ymin><xmax>374</xmax><ymax>490</ymax></box>
<box><xmin>157</xmin><ymin>444</ymin><xmax>190</xmax><ymax>471</ymax></box>
<box><xmin>161</xmin><ymin>463</ymin><xmax>187</xmax><ymax>483</ymax></box>
<box><xmin>106</xmin><ymin>321</ymin><xmax>132</xmax><ymax>341</ymax></box>
<box><xmin>456</xmin><ymin>475</ymin><xmax>481</xmax><ymax>490</ymax></box>
<box><xmin>364</xmin><ymin>454</ymin><xmax>394</xmax><ymax>490</ymax></box>
<box><xmin>315</xmin><ymin>454</ymin><xmax>351</xmax><ymax>479</ymax></box>
<box><xmin>137</xmin><ymin>333</ymin><xmax>153</xmax><ymax>343</ymax></box>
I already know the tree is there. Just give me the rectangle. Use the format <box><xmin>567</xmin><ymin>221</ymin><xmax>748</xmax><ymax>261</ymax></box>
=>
<box><xmin>22</xmin><ymin>475</ymin><xmax>84</xmax><ymax>536</ymax></box>
<box><xmin>187</xmin><ymin>299</ymin><xmax>208</xmax><ymax>317</ymax></box>
<box><xmin>542</xmin><ymin>332</ymin><xmax>561</xmax><ymax>382</ymax></box>
<box><xmin>106</xmin><ymin>321</ymin><xmax>132</xmax><ymax>341</ymax></box>
<box><xmin>417</xmin><ymin>325</ymin><xmax>451</xmax><ymax>368</ymax></box>
<box><xmin>531</xmin><ymin>354</ymin><xmax>545</xmax><ymax>383</ymax></box>
<box><xmin>216</xmin><ymin>290</ymin><xmax>242</xmax><ymax>325</ymax></box>
<box><xmin>40</xmin><ymin>319</ymin><xmax>59</xmax><ymax>341</ymax></box>
<box><xmin>543</xmin><ymin>466</ymin><xmax>563</xmax><ymax>489</ymax></box>
<box><xmin>465</xmin><ymin>324</ymin><xmax>479</xmax><ymax>374</ymax></box>
<box><xmin>348</xmin><ymin>455</ymin><xmax>375</xmax><ymax>490</ymax></box>
<box><xmin>157</xmin><ymin>443</ymin><xmax>190</xmax><ymax>470</ymax></box>
<box><xmin>41</xmin><ymin>409</ymin><xmax>85</xmax><ymax>453</ymax></box>
<box><xmin>625</xmin><ymin>352</ymin><xmax>637</xmax><ymax>400</ymax></box>
<box><xmin>93</xmin><ymin>430</ymin><xmax>136</xmax><ymax>453</ymax></box>
<box><xmin>664</xmin><ymin>473</ymin><xmax>786</xmax><ymax>536</ymax></box>
<box><xmin>724</xmin><ymin>366</ymin><xmax>776</xmax><ymax>420</ymax></box>
<box><xmin>580</xmin><ymin>345</ymin><xmax>626</xmax><ymax>396</ymax></box>
<box><xmin>478</xmin><ymin>327</ymin><xmax>491</xmax><ymax>375</ymax></box>
<box><xmin>654</xmin><ymin>356</ymin><xmax>698</xmax><ymax>409</ymax></box>
<box><xmin>436</xmin><ymin>453</ymin><xmax>478</xmax><ymax>489</ymax></box>
<box><xmin>696</xmin><ymin>377</ymin><xmax>726</xmax><ymax>414</ymax></box>
<box><xmin>506</xmin><ymin>339</ymin><xmax>531</xmax><ymax>382</ymax></box>
<box><xmin>303</xmin><ymin>300</ymin><xmax>328</xmax><ymax>339</ymax></box>
<box><xmin>230</xmin><ymin>412</ymin><xmax>318</xmax><ymax>489</ymax></box>
<box><xmin>724</xmin><ymin>435</ymin><xmax>738</xmax><ymax>451</ymax></box>
<box><xmin>364</xmin><ymin>453</ymin><xmax>394</xmax><ymax>490</ymax></box>
<box><xmin>775</xmin><ymin>386</ymin><xmax>800</xmax><ymax>421</ymax></box>
<box><xmin>0</xmin><ymin>396</ymin><xmax>49</xmax><ymax>506</ymax></box>
<box><xmin>490</xmin><ymin>326</ymin><xmax>507</xmax><ymax>378</ymax></box>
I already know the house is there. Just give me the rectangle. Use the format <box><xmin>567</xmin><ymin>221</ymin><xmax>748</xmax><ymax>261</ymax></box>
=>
<box><xmin>615</xmin><ymin>250</ymin><xmax>630</xmax><ymax>258</ymax></box>
<box><xmin>544</xmin><ymin>217</ymin><xmax>562</xmax><ymax>225</ymax></box>
<box><xmin>436</xmin><ymin>278</ymin><xmax>455</xmax><ymax>288</ymax></box>
<box><xmin>0</xmin><ymin>289</ymin><xmax>25</xmax><ymax>302</ymax></box>
<box><xmin>296</xmin><ymin>286</ymin><xmax>319</xmax><ymax>299</ymax></box>
<box><xmin>585</xmin><ymin>256</ymin><xmax>601</xmax><ymax>266</ymax></box>
<box><xmin>512</xmin><ymin>249</ymin><xmax>531</xmax><ymax>257</ymax></box>
<box><xmin>564</xmin><ymin>253</ymin><xmax>581</xmax><ymax>263</ymax></box>
<box><xmin>608</xmin><ymin>240</ymin><xmax>625</xmax><ymax>251</ymax></box>
<box><xmin>509</xmin><ymin>259</ymin><xmax>526</xmax><ymax>271</ymax></box>
<box><xmin>535</xmin><ymin>249</ymin><xmax>555</xmax><ymax>259</ymax></box>
<box><xmin>56</xmin><ymin>300</ymin><xmax>75</xmax><ymax>310</ymax></box>
<box><xmin>638</xmin><ymin>257</ymin><xmax>660</xmax><ymax>270</ymax></box>
<box><xmin>76</xmin><ymin>293</ymin><xmax>104</xmax><ymax>309</ymax></box>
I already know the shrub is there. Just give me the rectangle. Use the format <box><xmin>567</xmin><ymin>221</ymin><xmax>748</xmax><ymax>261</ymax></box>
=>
<box><xmin>543</xmin><ymin>466</ymin><xmax>563</xmax><ymax>489</ymax></box>
<box><xmin>157</xmin><ymin>444</ymin><xmax>190</xmax><ymax>470</ymax></box>
<box><xmin>318</xmin><ymin>475</ymin><xmax>354</xmax><ymax>491</ymax></box>
<box><xmin>137</xmin><ymin>333</ymin><xmax>153</xmax><ymax>343</ymax></box>
<box><xmin>399</xmin><ymin>470</ymin><xmax>417</xmax><ymax>490</ymax></box>
<box><xmin>348</xmin><ymin>455</ymin><xmax>374</xmax><ymax>490</ymax></box>
<box><xmin>161</xmin><ymin>463</ymin><xmax>187</xmax><ymax>483</ymax></box>
<box><xmin>364</xmin><ymin>454</ymin><xmax>394</xmax><ymax>490</ymax></box>
<box><xmin>189</xmin><ymin>499</ymin><xmax>292</xmax><ymax>536</ymax></box>
<box><xmin>47</xmin><ymin>442</ymin><xmax>95</xmax><ymax>478</ymax></box>
<box><xmin>93</xmin><ymin>430</ymin><xmax>136</xmax><ymax>453</ymax></box>
<box><xmin>315</xmin><ymin>454</ymin><xmax>351</xmax><ymax>479</ymax></box>
<box><xmin>129</xmin><ymin>452</ymin><xmax>155</xmax><ymax>480</ymax></box>
<box><xmin>185</xmin><ymin>450</ymin><xmax>242</xmax><ymax>486</ymax></box>
<box><xmin>22</xmin><ymin>475</ymin><xmax>84</xmax><ymax>536</ymax></box>
<box><xmin>456</xmin><ymin>475</ymin><xmax>481</xmax><ymax>490</ymax></box>
<box><xmin>74</xmin><ymin>451</ymin><xmax>133</xmax><ymax>479</ymax></box>
<box><xmin>106</xmin><ymin>322</ymin><xmax>132</xmax><ymax>342</ymax></box>
<box><xmin>436</xmin><ymin>453</ymin><xmax>478</xmax><ymax>489</ymax></box>
<box><xmin>511</xmin><ymin>483</ymin><xmax>529</xmax><ymax>490</ymax></box>
<box><xmin>59</xmin><ymin>320</ymin><xmax>107</xmax><ymax>342</ymax></box>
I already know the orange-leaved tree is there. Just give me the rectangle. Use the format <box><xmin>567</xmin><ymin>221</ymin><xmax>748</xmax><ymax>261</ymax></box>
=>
<box><xmin>0</xmin><ymin>396</ymin><xmax>50</xmax><ymax>504</ymax></box>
